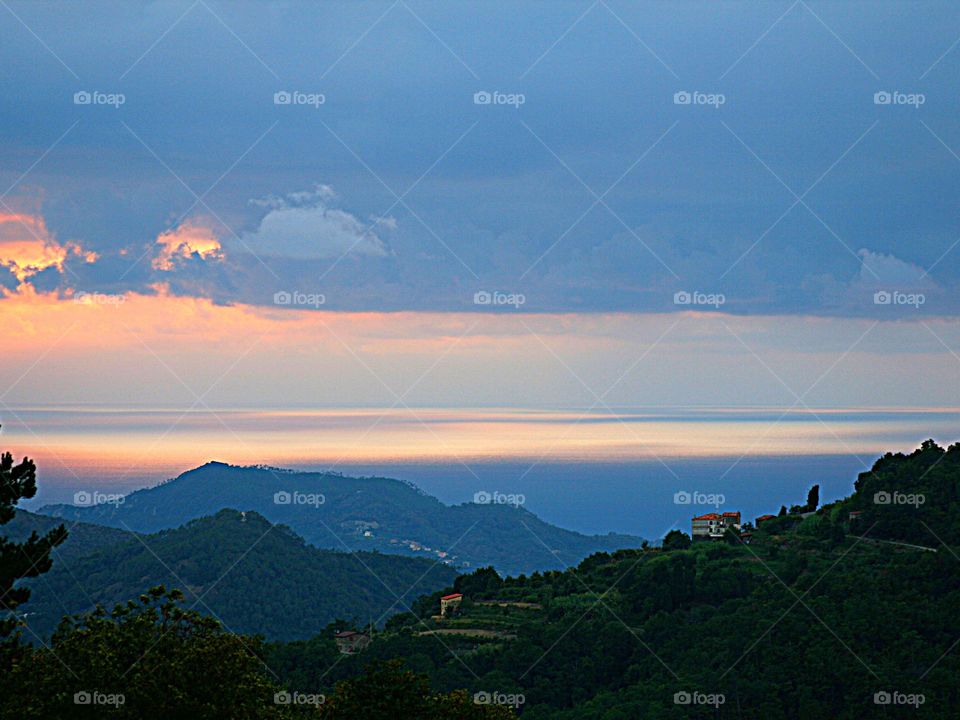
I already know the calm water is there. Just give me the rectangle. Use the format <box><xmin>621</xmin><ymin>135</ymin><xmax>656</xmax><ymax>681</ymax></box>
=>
<box><xmin>305</xmin><ymin>456</ymin><xmax>869</xmax><ymax>537</ymax></box>
<box><xmin>6</xmin><ymin>405</ymin><xmax>956</xmax><ymax>538</ymax></box>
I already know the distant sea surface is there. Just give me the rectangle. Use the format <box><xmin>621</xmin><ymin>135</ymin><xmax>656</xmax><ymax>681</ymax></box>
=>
<box><xmin>7</xmin><ymin>406</ymin><xmax>957</xmax><ymax>538</ymax></box>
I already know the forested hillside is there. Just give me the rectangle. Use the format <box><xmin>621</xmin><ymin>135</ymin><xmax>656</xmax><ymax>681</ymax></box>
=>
<box><xmin>39</xmin><ymin>462</ymin><xmax>643</xmax><ymax>575</ymax></box>
<box><xmin>267</xmin><ymin>440</ymin><xmax>960</xmax><ymax>718</ymax></box>
<box><xmin>9</xmin><ymin>440</ymin><xmax>960</xmax><ymax>717</ymax></box>
<box><xmin>18</xmin><ymin>509</ymin><xmax>457</xmax><ymax>641</ymax></box>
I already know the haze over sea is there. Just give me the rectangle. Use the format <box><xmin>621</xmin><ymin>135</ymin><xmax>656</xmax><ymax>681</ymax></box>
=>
<box><xmin>12</xmin><ymin>405</ymin><xmax>957</xmax><ymax>539</ymax></box>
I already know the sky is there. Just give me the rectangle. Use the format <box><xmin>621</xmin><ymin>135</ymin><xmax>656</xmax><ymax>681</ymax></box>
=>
<box><xmin>1</xmin><ymin>1</ymin><xmax>960</xmax><ymax>471</ymax></box>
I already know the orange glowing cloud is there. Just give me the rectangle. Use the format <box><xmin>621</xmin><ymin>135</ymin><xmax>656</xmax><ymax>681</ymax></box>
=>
<box><xmin>153</xmin><ymin>221</ymin><xmax>223</xmax><ymax>270</ymax></box>
<box><xmin>0</xmin><ymin>211</ymin><xmax>96</xmax><ymax>282</ymax></box>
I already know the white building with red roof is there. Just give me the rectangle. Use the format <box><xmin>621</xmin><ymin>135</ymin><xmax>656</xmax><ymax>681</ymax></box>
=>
<box><xmin>692</xmin><ymin>511</ymin><xmax>741</xmax><ymax>540</ymax></box>
<box><xmin>440</xmin><ymin>592</ymin><xmax>463</xmax><ymax>617</ymax></box>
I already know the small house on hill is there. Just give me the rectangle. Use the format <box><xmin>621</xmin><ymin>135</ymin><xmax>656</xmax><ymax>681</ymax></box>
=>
<box><xmin>692</xmin><ymin>511</ymin><xmax>742</xmax><ymax>540</ymax></box>
<box><xmin>440</xmin><ymin>592</ymin><xmax>463</xmax><ymax>618</ymax></box>
<box><xmin>755</xmin><ymin>514</ymin><xmax>776</xmax><ymax>526</ymax></box>
<box><xmin>334</xmin><ymin>630</ymin><xmax>371</xmax><ymax>654</ymax></box>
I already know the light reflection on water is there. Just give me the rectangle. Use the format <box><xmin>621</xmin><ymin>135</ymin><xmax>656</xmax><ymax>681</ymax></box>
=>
<box><xmin>5</xmin><ymin>406</ymin><xmax>955</xmax><ymax>480</ymax></box>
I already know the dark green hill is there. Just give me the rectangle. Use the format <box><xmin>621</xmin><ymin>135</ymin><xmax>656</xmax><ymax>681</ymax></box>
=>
<box><xmin>15</xmin><ymin>509</ymin><xmax>456</xmax><ymax>642</ymax></box>
<box><xmin>267</xmin><ymin>440</ymin><xmax>960</xmax><ymax>719</ymax></box>
<box><xmin>3</xmin><ymin>508</ymin><xmax>128</xmax><ymax>560</ymax></box>
<box><xmin>37</xmin><ymin>462</ymin><xmax>643</xmax><ymax>575</ymax></box>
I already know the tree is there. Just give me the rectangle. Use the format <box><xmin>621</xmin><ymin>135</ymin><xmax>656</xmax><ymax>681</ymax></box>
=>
<box><xmin>662</xmin><ymin>530</ymin><xmax>691</xmax><ymax>551</ymax></box>
<box><xmin>454</xmin><ymin>566</ymin><xmax>502</xmax><ymax>597</ymax></box>
<box><xmin>1</xmin><ymin>586</ymin><xmax>292</xmax><ymax>719</ymax></box>
<box><xmin>318</xmin><ymin>660</ymin><xmax>514</xmax><ymax>719</ymax></box>
<box><xmin>806</xmin><ymin>484</ymin><xmax>820</xmax><ymax>512</ymax></box>
<box><xmin>778</xmin><ymin>505</ymin><xmax>787</xmax><ymax>517</ymax></box>
<box><xmin>0</xmin><ymin>428</ymin><xmax>67</xmax><ymax>658</ymax></box>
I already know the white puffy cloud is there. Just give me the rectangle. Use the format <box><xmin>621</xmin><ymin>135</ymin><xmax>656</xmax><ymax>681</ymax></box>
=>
<box><xmin>854</xmin><ymin>248</ymin><xmax>930</xmax><ymax>287</ymax></box>
<box><xmin>229</xmin><ymin>186</ymin><xmax>391</xmax><ymax>260</ymax></box>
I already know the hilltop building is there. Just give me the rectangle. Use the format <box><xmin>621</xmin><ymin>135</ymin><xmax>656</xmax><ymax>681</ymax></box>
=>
<box><xmin>692</xmin><ymin>511</ymin><xmax>741</xmax><ymax>540</ymax></box>
<box><xmin>440</xmin><ymin>592</ymin><xmax>463</xmax><ymax>617</ymax></box>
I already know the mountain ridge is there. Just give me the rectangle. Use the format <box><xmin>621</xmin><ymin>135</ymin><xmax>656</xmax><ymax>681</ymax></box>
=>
<box><xmin>14</xmin><ymin>507</ymin><xmax>458</xmax><ymax>642</ymax></box>
<box><xmin>38</xmin><ymin>462</ymin><xmax>645</xmax><ymax>575</ymax></box>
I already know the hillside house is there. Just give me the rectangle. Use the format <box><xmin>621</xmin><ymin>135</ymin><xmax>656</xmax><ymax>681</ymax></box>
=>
<box><xmin>755</xmin><ymin>514</ymin><xmax>776</xmax><ymax>526</ymax></box>
<box><xmin>334</xmin><ymin>630</ymin><xmax>371</xmax><ymax>654</ymax></box>
<box><xmin>440</xmin><ymin>592</ymin><xmax>463</xmax><ymax>618</ymax></box>
<box><xmin>692</xmin><ymin>511</ymin><xmax>741</xmax><ymax>540</ymax></box>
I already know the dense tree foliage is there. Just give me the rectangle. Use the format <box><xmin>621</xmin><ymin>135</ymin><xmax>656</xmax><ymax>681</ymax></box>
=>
<box><xmin>317</xmin><ymin>660</ymin><xmax>514</xmax><ymax>719</ymax></box>
<box><xmin>662</xmin><ymin>530</ymin><xmax>691</xmax><ymax>550</ymax></box>
<box><xmin>269</xmin><ymin>441</ymin><xmax>960</xmax><ymax>718</ymax></box>
<box><xmin>0</xmin><ymin>428</ymin><xmax>66</xmax><ymax>663</ymax></box>
<box><xmin>7</xmin><ymin>439</ymin><xmax>960</xmax><ymax>717</ymax></box>
<box><xmin>17</xmin><ymin>509</ymin><xmax>457</xmax><ymax>641</ymax></box>
<box><xmin>0</xmin><ymin>586</ymin><xmax>294</xmax><ymax>719</ymax></box>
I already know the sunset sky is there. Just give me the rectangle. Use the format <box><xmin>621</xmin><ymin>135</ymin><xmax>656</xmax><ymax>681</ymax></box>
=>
<box><xmin>2</xmin><ymin>1</ymin><xmax>959</xmax><ymax>484</ymax></box>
